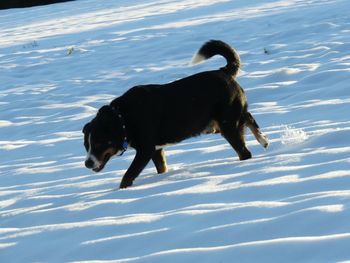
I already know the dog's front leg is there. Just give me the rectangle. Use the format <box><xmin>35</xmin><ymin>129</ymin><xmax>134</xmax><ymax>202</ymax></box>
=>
<box><xmin>152</xmin><ymin>149</ymin><xmax>168</xmax><ymax>174</ymax></box>
<box><xmin>120</xmin><ymin>147</ymin><xmax>155</xmax><ymax>189</ymax></box>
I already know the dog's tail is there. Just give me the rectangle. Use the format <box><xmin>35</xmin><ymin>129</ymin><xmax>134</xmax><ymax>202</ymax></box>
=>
<box><xmin>191</xmin><ymin>40</ymin><xmax>241</xmax><ymax>77</ymax></box>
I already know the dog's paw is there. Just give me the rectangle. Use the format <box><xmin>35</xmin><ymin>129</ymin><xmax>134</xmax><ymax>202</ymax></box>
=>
<box><xmin>120</xmin><ymin>178</ymin><xmax>133</xmax><ymax>189</ymax></box>
<box><xmin>258</xmin><ymin>133</ymin><xmax>269</xmax><ymax>149</ymax></box>
<box><xmin>239</xmin><ymin>150</ymin><xmax>252</xmax><ymax>161</ymax></box>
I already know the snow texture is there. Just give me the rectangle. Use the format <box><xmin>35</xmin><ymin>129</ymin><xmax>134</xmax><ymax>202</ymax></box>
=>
<box><xmin>1</xmin><ymin>0</ymin><xmax>350</xmax><ymax>262</ymax></box>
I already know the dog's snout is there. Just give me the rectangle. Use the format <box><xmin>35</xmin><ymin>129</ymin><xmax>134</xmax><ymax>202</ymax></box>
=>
<box><xmin>85</xmin><ymin>159</ymin><xmax>94</xmax><ymax>169</ymax></box>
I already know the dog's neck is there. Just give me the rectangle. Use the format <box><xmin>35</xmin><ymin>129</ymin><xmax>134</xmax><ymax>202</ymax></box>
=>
<box><xmin>110</xmin><ymin>104</ymin><xmax>128</xmax><ymax>156</ymax></box>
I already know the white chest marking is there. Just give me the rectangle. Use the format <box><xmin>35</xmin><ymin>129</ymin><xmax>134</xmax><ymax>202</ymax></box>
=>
<box><xmin>155</xmin><ymin>144</ymin><xmax>173</xmax><ymax>150</ymax></box>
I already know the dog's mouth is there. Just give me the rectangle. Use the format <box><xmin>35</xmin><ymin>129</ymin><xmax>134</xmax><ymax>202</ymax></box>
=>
<box><xmin>92</xmin><ymin>153</ymin><xmax>111</xmax><ymax>172</ymax></box>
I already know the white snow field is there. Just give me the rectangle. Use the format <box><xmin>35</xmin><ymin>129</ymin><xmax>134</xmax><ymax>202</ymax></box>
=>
<box><xmin>1</xmin><ymin>0</ymin><xmax>350</xmax><ymax>262</ymax></box>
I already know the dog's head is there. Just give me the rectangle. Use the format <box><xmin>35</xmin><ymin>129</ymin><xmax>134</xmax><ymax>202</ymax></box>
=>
<box><xmin>83</xmin><ymin>105</ymin><xmax>127</xmax><ymax>172</ymax></box>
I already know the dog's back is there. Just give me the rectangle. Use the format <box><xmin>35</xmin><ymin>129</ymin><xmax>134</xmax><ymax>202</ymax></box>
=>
<box><xmin>113</xmin><ymin>41</ymin><xmax>246</xmax><ymax>146</ymax></box>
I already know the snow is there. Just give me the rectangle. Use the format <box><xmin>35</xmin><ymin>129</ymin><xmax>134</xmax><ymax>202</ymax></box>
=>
<box><xmin>1</xmin><ymin>0</ymin><xmax>350</xmax><ymax>262</ymax></box>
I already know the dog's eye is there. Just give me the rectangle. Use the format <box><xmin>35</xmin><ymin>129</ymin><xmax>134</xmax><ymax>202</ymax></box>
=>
<box><xmin>107</xmin><ymin>141</ymin><xmax>113</xmax><ymax>145</ymax></box>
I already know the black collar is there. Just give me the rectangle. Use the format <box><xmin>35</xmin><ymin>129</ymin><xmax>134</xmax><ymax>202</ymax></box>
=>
<box><xmin>110</xmin><ymin>105</ymin><xmax>128</xmax><ymax>156</ymax></box>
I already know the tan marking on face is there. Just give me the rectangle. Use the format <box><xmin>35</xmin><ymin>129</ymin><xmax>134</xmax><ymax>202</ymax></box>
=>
<box><xmin>98</xmin><ymin>147</ymin><xmax>117</xmax><ymax>162</ymax></box>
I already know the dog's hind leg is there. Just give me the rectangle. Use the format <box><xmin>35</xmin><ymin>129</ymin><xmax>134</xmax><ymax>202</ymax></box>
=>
<box><xmin>152</xmin><ymin>149</ymin><xmax>168</xmax><ymax>174</ymax></box>
<box><xmin>245</xmin><ymin>112</ymin><xmax>269</xmax><ymax>148</ymax></box>
<box><xmin>219</xmin><ymin>120</ymin><xmax>252</xmax><ymax>161</ymax></box>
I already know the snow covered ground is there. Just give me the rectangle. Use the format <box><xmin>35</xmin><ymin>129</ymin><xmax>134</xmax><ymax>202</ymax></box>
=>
<box><xmin>1</xmin><ymin>0</ymin><xmax>350</xmax><ymax>262</ymax></box>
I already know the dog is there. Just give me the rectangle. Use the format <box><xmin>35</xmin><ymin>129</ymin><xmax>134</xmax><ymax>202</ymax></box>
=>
<box><xmin>83</xmin><ymin>40</ymin><xmax>269</xmax><ymax>188</ymax></box>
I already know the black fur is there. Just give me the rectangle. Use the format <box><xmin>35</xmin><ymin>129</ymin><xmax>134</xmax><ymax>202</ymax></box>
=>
<box><xmin>83</xmin><ymin>40</ymin><xmax>269</xmax><ymax>188</ymax></box>
<box><xmin>0</xmin><ymin>0</ymin><xmax>74</xmax><ymax>9</ymax></box>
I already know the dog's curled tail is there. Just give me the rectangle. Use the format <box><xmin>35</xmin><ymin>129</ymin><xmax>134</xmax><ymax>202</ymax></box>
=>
<box><xmin>191</xmin><ymin>40</ymin><xmax>241</xmax><ymax>77</ymax></box>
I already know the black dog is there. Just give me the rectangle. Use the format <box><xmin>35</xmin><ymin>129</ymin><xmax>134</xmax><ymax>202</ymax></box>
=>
<box><xmin>83</xmin><ymin>40</ymin><xmax>269</xmax><ymax>188</ymax></box>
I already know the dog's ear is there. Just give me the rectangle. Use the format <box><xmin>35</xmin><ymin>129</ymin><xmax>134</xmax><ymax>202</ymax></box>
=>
<box><xmin>97</xmin><ymin>105</ymin><xmax>115</xmax><ymax>122</ymax></box>
<box><xmin>97</xmin><ymin>105</ymin><xmax>113</xmax><ymax>116</ymax></box>
<box><xmin>82</xmin><ymin>122</ymin><xmax>91</xmax><ymax>134</ymax></box>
